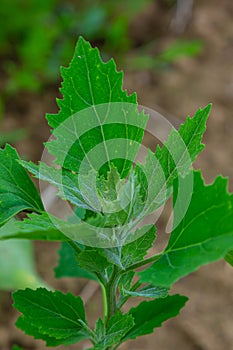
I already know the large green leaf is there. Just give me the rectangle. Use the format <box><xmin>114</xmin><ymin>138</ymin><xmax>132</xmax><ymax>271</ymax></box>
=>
<box><xmin>45</xmin><ymin>36</ymin><xmax>148</xmax><ymax>178</ymax></box>
<box><xmin>139</xmin><ymin>171</ymin><xmax>233</xmax><ymax>287</ymax></box>
<box><xmin>0</xmin><ymin>144</ymin><xmax>44</xmax><ymax>226</ymax></box>
<box><xmin>0</xmin><ymin>239</ymin><xmax>45</xmax><ymax>290</ymax></box>
<box><xmin>155</xmin><ymin>104</ymin><xmax>211</xmax><ymax>182</ymax></box>
<box><xmin>135</xmin><ymin>104</ymin><xmax>211</xmax><ymax>220</ymax></box>
<box><xmin>13</xmin><ymin>288</ymin><xmax>88</xmax><ymax>341</ymax></box>
<box><xmin>122</xmin><ymin>294</ymin><xmax>188</xmax><ymax>341</ymax></box>
<box><xmin>46</xmin><ymin>36</ymin><xmax>136</xmax><ymax>128</ymax></box>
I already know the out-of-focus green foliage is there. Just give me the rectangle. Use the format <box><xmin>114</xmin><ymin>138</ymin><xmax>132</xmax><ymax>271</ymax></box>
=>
<box><xmin>0</xmin><ymin>236</ymin><xmax>46</xmax><ymax>290</ymax></box>
<box><xmin>0</xmin><ymin>129</ymin><xmax>26</xmax><ymax>147</ymax></box>
<box><xmin>1</xmin><ymin>0</ymin><xmax>76</xmax><ymax>93</ymax></box>
<box><xmin>127</xmin><ymin>40</ymin><xmax>203</xmax><ymax>70</ymax></box>
<box><xmin>0</xmin><ymin>0</ymin><xmax>202</xmax><ymax>98</ymax></box>
<box><xmin>0</xmin><ymin>0</ymin><xmax>153</xmax><ymax>94</ymax></box>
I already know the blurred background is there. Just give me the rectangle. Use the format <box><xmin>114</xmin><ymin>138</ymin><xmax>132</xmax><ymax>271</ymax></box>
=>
<box><xmin>0</xmin><ymin>0</ymin><xmax>232</xmax><ymax>349</ymax></box>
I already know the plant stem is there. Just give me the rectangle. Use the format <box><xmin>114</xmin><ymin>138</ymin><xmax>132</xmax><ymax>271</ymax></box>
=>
<box><xmin>104</xmin><ymin>267</ymin><xmax>121</xmax><ymax>350</ymax></box>
<box><xmin>105</xmin><ymin>266</ymin><xmax>120</xmax><ymax>325</ymax></box>
<box><xmin>100</xmin><ymin>282</ymin><xmax>108</xmax><ymax>319</ymax></box>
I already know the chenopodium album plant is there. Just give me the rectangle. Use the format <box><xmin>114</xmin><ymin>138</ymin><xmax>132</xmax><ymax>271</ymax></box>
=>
<box><xmin>0</xmin><ymin>37</ymin><xmax>233</xmax><ymax>349</ymax></box>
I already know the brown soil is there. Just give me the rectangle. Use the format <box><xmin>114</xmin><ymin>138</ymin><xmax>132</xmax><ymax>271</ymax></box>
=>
<box><xmin>0</xmin><ymin>0</ymin><xmax>233</xmax><ymax>349</ymax></box>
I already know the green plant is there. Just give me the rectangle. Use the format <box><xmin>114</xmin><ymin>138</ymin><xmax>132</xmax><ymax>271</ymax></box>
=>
<box><xmin>0</xmin><ymin>37</ymin><xmax>232</xmax><ymax>349</ymax></box>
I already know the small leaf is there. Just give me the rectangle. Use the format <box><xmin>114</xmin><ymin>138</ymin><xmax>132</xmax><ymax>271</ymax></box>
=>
<box><xmin>123</xmin><ymin>295</ymin><xmax>188</xmax><ymax>341</ymax></box>
<box><xmin>13</xmin><ymin>288</ymin><xmax>87</xmax><ymax>340</ymax></box>
<box><xmin>139</xmin><ymin>171</ymin><xmax>233</xmax><ymax>287</ymax></box>
<box><xmin>122</xmin><ymin>285</ymin><xmax>169</xmax><ymax>299</ymax></box>
<box><xmin>78</xmin><ymin>249</ymin><xmax>109</xmax><ymax>274</ymax></box>
<box><xmin>55</xmin><ymin>242</ymin><xmax>97</xmax><ymax>280</ymax></box>
<box><xmin>100</xmin><ymin>247</ymin><xmax>125</xmax><ymax>270</ymax></box>
<box><xmin>225</xmin><ymin>250</ymin><xmax>233</xmax><ymax>267</ymax></box>
<box><xmin>0</xmin><ymin>144</ymin><xmax>44</xmax><ymax>226</ymax></box>
<box><xmin>96</xmin><ymin>165</ymin><xmax>142</xmax><ymax>223</ymax></box>
<box><xmin>122</xmin><ymin>224</ymin><xmax>156</xmax><ymax>267</ymax></box>
<box><xmin>94</xmin><ymin>318</ymin><xmax>105</xmax><ymax>341</ymax></box>
<box><xmin>0</xmin><ymin>213</ymin><xmax>66</xmax><ymax>241</ymax></box>
<box><xmin>94</xmin><ymin>312</ymin><xmax>134</xmax><ymax>349</ymax></box>
<box><xmin>118</xmin><ymin>271</ymin><xmax>134</xmax><ymax>293</ymax></box>
<box><xmin>97</xmin><ymin>164</ymin><xmax>123</xmax><ymax>201</ymax></box>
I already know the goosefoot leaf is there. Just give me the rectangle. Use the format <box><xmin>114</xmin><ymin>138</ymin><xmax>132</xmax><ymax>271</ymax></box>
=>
<box><xmin>139</xmin><ymin>171</ymin><xmax>233</xmax><ymax>287</ymax></box>
<box><xmin>47</xmin><ymin>36</ymin><xmax>136</xmax><ymax>128</ymax></box>
<box><xmin>0</xmin><ymin>144</ymin><xmax>44</xmax><ymax>226</ymax></box>
<box><xmin>136</xmin><ymin>104</ymin><xmax>211</xmax><ymax>218</ymax></box>
<box><xmin>122</xmin><ymin>294</ymin><xmax>188</xmax><ymax>341</ymax></box>
<box><xmin>46</xmin><ymin>36</ymin><xmax>148</xmax><ymax>178</ymax></box>
<box><xmin>13</xmin><ymin>288</ymin><xmax>88</xmax><ymax>343</ymax></box>
<box><xmin>97</xmin><ymin>224</ymin><xmax>156</xmax><ymax>270</ymax></box>
<box><xmin>77</xmin><ymin>249</ymin><xmax>109</xmax><ymax>274</ymax></box>
<box><xmin>121</xmin><ymin>224</ymin><xmax>156</xmax><ymax>267</ymax></box>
